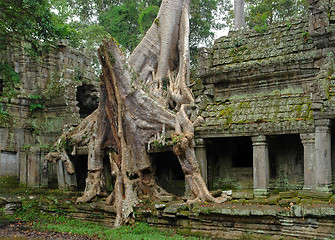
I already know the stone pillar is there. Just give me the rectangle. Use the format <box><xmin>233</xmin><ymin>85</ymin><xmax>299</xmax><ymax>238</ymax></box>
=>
<box><xmin>252</xmin><ymin>135</ymin><xmax>269</xmax><ymax>197</ymax></box>
<box><xmin>55</xmin><ymin>160</ymin><xmax>77</xmax><ymax>189</ymax></box>
<box><xmin>315</xmin><ymin>119</ymin><xmax>332</xmax><ymax>192</ymax></box>
<box><xmin>19</xmin><ymin>152</ymin><xmax>27</xmax><ymax>186</ymax></box>
<box><xmin>195</xmin><ymin>138</ymin><xmax>208</xmax><ymax>184</ymax></box>
<box><xmin>300</xmin><ymin>133</ymin><xmax>316</xmax><ymax>190</ymax></box>
<box><xmin>40</xmin><ymin>152</ymin><xmax>49</xmax><ymax>188</ymax></box>
<box><xmin>27</xmin><ymin>151</ymin><xmax>40</xmax><ymax>188</ymax></box>
<box><xmin>64</xmin><ymin>168</ymin><xmax>77</xmax><ymax>189</ymax></box>
<box><xmin>55</xmin><ymin>160</ymin><xmax>66</xmax><ymax>189</ymax></box>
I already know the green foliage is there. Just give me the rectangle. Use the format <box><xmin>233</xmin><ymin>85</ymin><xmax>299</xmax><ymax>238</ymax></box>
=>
<box><xmin>0</xmin><ymin>0</ymin><xmax>60</xmax><ymax>47</ymax></box>
<box><xmin>99</xmin><ymin>1</ymin><xmax>141</xmax><ymax>52</ymax></box>
<box><xmin>152</xmin><ymin>139</ymin><xmax>164</xmax><ymax>148</ymax></box>
<box><xmin>139</xmin><ymin>5</ymin><xmax>160</xmax><ymax>36</ymax></box>
<box><xmin>171</xmin><ymin>134</ymin><xmax>183</xmax><ymax>145</ymax></box>
<box><xmin>0</xmin><ymin>61</ymin><xmax>20</xmax><ymax>100</ymax></box>
<box><xmin>190</xmin><ymin>0</ymin><xmax>232</xmax><ymax>63</ymax></box>
<box><xmin>0</xmin><ymin>103</ymin><xmax>10</xmax><ymax>124</ymax></box>
<box><xmin>58</xmin><ymin>136</ymin><xmax>74</xmax><ymax>152</ymax></box>
<box><xmin>91</xmin><ymin>0</ymin><xmax>230</xmax><ymax>55</ymax></box>
<box><xmin>29</xmin><ymin>94</ymin><xmax>45</xmax><ymax>112</ymax></box>
<box><xmin>0</xmin><ymin>0</ymin><xmax>231</xmax><ymax>70</ymax></box>
<box><xmin>245</xmin><ymin>0</ymin><xmax>308</xmax><ymax>30</ymax></box>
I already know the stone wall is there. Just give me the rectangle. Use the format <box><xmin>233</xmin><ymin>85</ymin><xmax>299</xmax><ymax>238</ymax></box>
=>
<box><xmin>0</xmin><ymin>40</ymin><xmax>98</xmax><ymax>187</ymax></box>
<box><xmin>195</xmin><ymin>19</ymin><xmax>318</xmax><ymax>137</ymax></box>
<box><xmin>194</xmin><ymin>0</ymin><xmax>335</xmax><ymax>193</ymax></box>
<box><xmin>2</xmin><ymin>191</ymin><xmax>335</xmax><ymax>240</ymax></box>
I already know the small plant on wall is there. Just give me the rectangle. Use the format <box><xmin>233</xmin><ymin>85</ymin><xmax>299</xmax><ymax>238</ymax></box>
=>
<box><xmin>29</xmin><ymin>94</ymin><xmax>45</xmax><ymax>112</ymax></box>
<box><xmin>0</xmin><ymin>61</ymin><xmax>20</xmax><ymax>101</ymax></box>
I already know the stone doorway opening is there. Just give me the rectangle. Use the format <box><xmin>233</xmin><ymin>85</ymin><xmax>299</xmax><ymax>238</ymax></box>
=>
<box><xmin>207</xmin><ymin>137</ymin><xmax>253</xmax><ymax>190</ymax></box>
<box><xmin>72</xmin><ymin>153</ymin><xmax>113</xmax><ymax>192</ymax></box>
<box><xmin>152</xmin><ymin>151</ymin><xmax>185</xmax><ymax>196</ymax></box>
<box><xmin>73</xmin><ymin>155</ymin><xmax>88</xmax><ymax>191</ymax></box>
<box><xmin>268</xmin><ymin>134</ymin><xmax>304</xmax><ymax>190</ymax></box>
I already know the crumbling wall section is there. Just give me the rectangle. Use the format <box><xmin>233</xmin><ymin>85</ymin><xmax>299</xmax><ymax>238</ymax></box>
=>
<box><xmin>0</xmin><ymin>41</ymin><xmax>98</xmax><ymax>187</ymax></box>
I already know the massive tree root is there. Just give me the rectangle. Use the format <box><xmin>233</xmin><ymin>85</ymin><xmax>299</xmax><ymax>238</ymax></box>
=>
<box><xmin>47</xmin><ymin>0</ymin><xmax>225</xmax><ymax>227</ymax></box>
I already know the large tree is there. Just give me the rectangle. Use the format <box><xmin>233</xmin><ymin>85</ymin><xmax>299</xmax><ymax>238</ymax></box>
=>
<box><xmin>47</xmin><ymin>0</ymin><xmax>226</xmax><ymax>227</ymax></box>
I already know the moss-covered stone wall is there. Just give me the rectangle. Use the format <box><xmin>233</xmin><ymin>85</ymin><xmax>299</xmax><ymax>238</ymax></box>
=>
<box><xmin>195</xmin><ymin>18</ymin><xmax>321</xmax><ymax>137</ymax></box>
<box><xmin>0</xmin><ymin>40</ymin><xmax>98</xmax><ymax>187</ymax></box>
<box><xmin>195</xmin><ymin>0</ymin><xmax>335</xmax><ymax>192</ymax></box>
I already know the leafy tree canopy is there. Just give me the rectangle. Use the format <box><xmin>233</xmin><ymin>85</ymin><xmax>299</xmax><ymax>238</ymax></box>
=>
<box><xmin>1</xmin><ymin>0</ymin><xmax>232</xmax><ymax>67</ymax></box>
<box><xmin>245</xmin><ymin>0</ymin><xmax>308</xmax><ymax>30</ymax></box>
<box><xmin>0</xmin><ymin>0</ymin><xmax>58</xmax><ymax>45</ymax></box>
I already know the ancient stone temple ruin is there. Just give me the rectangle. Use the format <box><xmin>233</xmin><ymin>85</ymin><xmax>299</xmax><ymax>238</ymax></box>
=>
<box><xmin>173</xmin><ymin>0</ymin><xmax>335</xmax><ymax>197</ymax></box>
<box><xmin>0</xmin><ymin>40</ymin><xmax>98</xmax><ymax>187</ymax></box>
<box><xmin>1</xmin><ymin>0</ymin><xmax>335</xmax><ymax>238</ymax></box>
<box><xmin>0</xmin><ymin>0</ymin><xmax>334</xmax><ymax>199</ymax></box>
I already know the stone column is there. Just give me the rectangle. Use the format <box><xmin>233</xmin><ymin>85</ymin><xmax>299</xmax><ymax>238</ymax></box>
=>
<box><xmin>40</xmin><ymin>152</ymin><xmax>49</xmax><ymax>188</ymax></box>
<box><xmin>55</xmin><ymin>159</ymin><xmax>77</xmax><ymax>189</ymax></box>
<box><xmin>315</xmin><ymin>119</ymin><xmax>332</xmax><ymax>192</ymax></box>
<box><xmin>195</xmin><ymin>138</ymin><xmax>208</xmax><ymax>184</ymax></box>
<box><xmin>300</xmin><ymin>133</ymin><xmax>316</xmax><ymax>190</ymax></box>
<box><xmin>252</xmin><ymin>135</ymin><xmax>269</xmax><ymax>197</ymax></box>
<box><xmin>55</xmin><ymin>160</ymin><xmax>66</xmax><ymax>189</ymax></box>
<box><xmin>19</xmin><ymin>152</ymin><xmax>27</xmax><ymax>186</ymax></box>
<box><xmin>27</xmin><ymin>150</ymin><xmax>40</xmax><ymax>188</ymax></box>
<box><xmin>64</xmin><ymin>168</ymin><xmax>77</xmax><ymax>189</ymax></box>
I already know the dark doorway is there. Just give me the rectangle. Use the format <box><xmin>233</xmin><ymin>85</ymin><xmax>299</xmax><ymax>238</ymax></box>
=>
<box><xmin>207</xmin><ymin>137</ymin><xmax>253</xmax><ymax>190</ymax></box>
<box><xmin>152</xmin><ymin>151</ymin><xmax>185</xmax><ymax>196</ymax></box>
<box><xmin>268</xmin><ymin>134</ymin><xmax>304</xmax><ymax>190</ymax></box>
<box><xmin>73</xmin><ymin>155</ymin><xmax>88</xmax><ymax>191</ymax></box>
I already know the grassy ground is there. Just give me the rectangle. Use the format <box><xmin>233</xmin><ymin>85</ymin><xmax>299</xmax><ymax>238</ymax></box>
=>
<box><xmin>0</xmin><ymin>178</ymin><xmax>207</xmax><ymax>240</ymax></box>
<box><xmin>0</xmin><ymin>178</ymin><xmax>309</xmax><ymax>239</ymax></box>
<box><xmin>1</xmin><ymin>200</ymin><xmax>207</xmax><ymax>240</ymax></box>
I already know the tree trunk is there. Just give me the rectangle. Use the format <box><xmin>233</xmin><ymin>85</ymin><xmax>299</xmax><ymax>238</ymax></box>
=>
<box><xmin>46</xmin><ymin>0</ymin><xmax>226</xmax><ymax>227</ymax></box>
<box><xmin>234</xmin><ymin>0</ymin><xmax>245</xmax><ymax>29</ymax></box>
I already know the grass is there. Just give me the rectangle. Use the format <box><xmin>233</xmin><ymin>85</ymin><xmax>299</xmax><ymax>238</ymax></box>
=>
<box><xmin>1</xmin><ymin>198</ymin><xmax>207</xmax><ymax>240</ymax></box>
